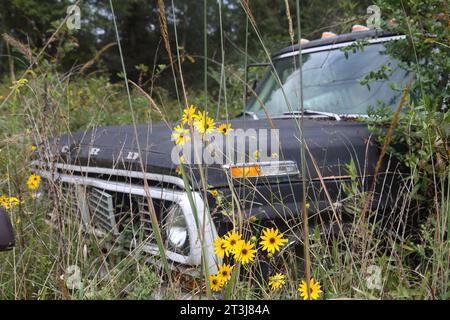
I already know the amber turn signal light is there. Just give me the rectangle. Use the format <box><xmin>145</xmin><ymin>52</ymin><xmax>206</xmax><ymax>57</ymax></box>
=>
<box><xmin>231</xmin><ymin>165</ymin><xmax>261</xmax><ymax>178</ymax></box>
<box><xmin>225</xmin><ymin>161</ymin><xmax>299</xmax><ymax>179</ymax></box>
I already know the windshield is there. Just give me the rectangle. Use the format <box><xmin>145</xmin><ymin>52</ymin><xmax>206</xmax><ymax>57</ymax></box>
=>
<box><xmin>245</xmin><ymin>41</ymin><xmax>410</xmax><ymax>118</ymax></box>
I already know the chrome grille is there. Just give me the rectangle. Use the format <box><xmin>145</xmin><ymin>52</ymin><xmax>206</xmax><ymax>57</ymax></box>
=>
<box><xmin>60</xmin><ymin>183</ymin><xmax>89</xmax><ymax>227</ymax></box>
<box><xmin>35</xmin><ymin>164</ymin><xmax>217</xmax><ymax>271</ymax></box>
<box><xmin>60</xmin><ymin>183</ymin><xmax>78</xmax><ymax>219</ymax></box>
<box><xmin>137</xmin><ymin>198</ymin><xmax>155</xmax><ymax>241</ymax></box>
<box><xmin>87</xmin><ymin>188</ymin><xmax>118</xmax><ymax>235</ymax></box>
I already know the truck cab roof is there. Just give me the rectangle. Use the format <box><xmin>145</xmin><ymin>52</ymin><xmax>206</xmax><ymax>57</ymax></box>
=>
<box><xmin>272</xmin><ymin>29</ymin><xmax>400</xmax><ymax>59</ymax></box>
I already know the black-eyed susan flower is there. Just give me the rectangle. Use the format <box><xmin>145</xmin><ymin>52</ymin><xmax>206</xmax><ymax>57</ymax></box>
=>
<box><xmin>205</xmin><ymin>117</ymin><xmax>216</xmax><ymax>134</ymax></box>
<box><xmin>182</xmin><ymin>105</ymin><xmax>197</xmax><ymax>125</ymax></box>
<box><xmin>210</xmin><ymin>273</ymin><xmax>223</xmax><ymax>292</ymax></box>
<box><xmin>217</xmin><ymin>123</ymin><xmax>232</xmax><ymax>136</ymax></box>
<box><xmin>260</xmin><ymin>227</ymin><xmax>288</xmax><ymax>254</ymax></box>
<box><xmin>217</xmin><ymin>264</ymin><xmax>233</xmax><ymax>284</ymax></box>
<box><xmin>223</xmin><ymin>230</ymin><xmax>242</xmax><ymax>254</ymax></box>
<box><xmin>234</xmin><ymin>240</ymin><xmax>256</xmax><ymax>264</ymax></box>
<box><xmin>269</xmin><ymin>273</ymin><xmax>286</xmax><ymax>291</ymax></box>
<box><xmin>213</xmin><ymin>236</ymin><xmax>229</xmax><ymax>259</ymax></box>
<box><xmin>172</xmin><ymin>124</ymin><xmax>191</xmax><ymax>145</ymax></box>
<box><xmin>298</xmin><ymin>278</ymin><xmax>322</xmax><ymax>300</ymax></box>
<box><xmin>0</xmin><ymin>196</ymin><xmax>11</xmax><ymax>209</ymax></box>
<box><xmin>194</xmin><ymin>111</ymin><xmax>215</xmax><ymax>134</ymax></box>
<box><xmin>26</xmin><ymin>174</ymin><xmax>41</xmax><ymax>190</ymax></box>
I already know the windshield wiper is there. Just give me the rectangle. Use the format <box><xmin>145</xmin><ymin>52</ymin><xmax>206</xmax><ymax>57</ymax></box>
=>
<box><xmin>282</xmin><ymin>109</ymin><xmax>341</xmax><ymax>121</ymax></box>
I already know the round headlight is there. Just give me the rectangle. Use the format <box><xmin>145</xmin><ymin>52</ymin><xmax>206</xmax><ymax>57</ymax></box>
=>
<box><xmin>166</xmin><ymin>204</ymin><xmax>188</xmax><ymax>251</ymax></box>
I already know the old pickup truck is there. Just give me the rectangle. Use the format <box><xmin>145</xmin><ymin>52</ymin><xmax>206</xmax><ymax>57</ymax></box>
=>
<box><xmin>32</xmin><ymin>28</ymin><xmax>410</xmax><ymax>276</ymax></box>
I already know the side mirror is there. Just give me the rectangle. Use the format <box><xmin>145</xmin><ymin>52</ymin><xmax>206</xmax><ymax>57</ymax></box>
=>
<box><xmin>245</xmin><ymin>63</ymin><xmax>269</xmax><ymax>99</ymax></box>
<box><xmin>0</xmin><ymin>208</ymin><xmax>15</xmax><ymax>251</ymax></box>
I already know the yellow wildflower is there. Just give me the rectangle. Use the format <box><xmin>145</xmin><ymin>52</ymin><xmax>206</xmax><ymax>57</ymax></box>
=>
<box><xmin>194</xmin><ymin>111</ymin><xmax>216</xmax><ymax>134</ymax></box>
<box><xmin>298</xmin><ymin>278</ymin><xmax>322</xmax><ymax>300</ymax></box>
<box><xmin>171</xmin><ymin>124</ymin><xmax>191</xmax><ymax>145</ymax></box>
<box><xmin>2</xmin><ymin>202</ymin><xmax>11</xmax><ymax>209</ymax></box>
<box><xmin>26</xmin><ymin>174</ymin><xmax>41</xmax><ymax>190</ymax></box>
<box><xmin>213</xmin><ymin>236</ymin><xmax>229</xmax><ymax>258</ymax></box>
<box><xmin>269</xmin><ymin>273</ymin><xmax>286</xmax><ymax>291</ymax></box>
<box><xmin>217</xmin><ymin>123</ymin><xmax>232</xmax><ymax>136</ymax></box>
<box><xmin>217</xmin><ymin>264</ymin><xmax>233</xmax><ymax>284</ymax></box>
<box><xmin>223</xmin><ymin>230</ymin><xmax>242</xmax><ymax>254</ymax></box>
<box><xmin>182</xmin><ymin>105</ymin><xmax>197</xmax><ymax>125</ymax></box>
<box><xmin>210</xmin><ymin>274</ymin><xmax>223</xmax><ymax>292</ymax></box>
<box><xmin>0</xmin><ymin>196</ymin><xmax>11</xmax><ymax>209</ymax></box>
<box><xmin>8</xmin><ymin>197</ymin><xmax>20</xmax><ymax>206</ymax></box>
<box><xmin>234</xmin><ymin>240</ymin><xmax>256</xmax><ymax>264</ymax></box>
<box><xmin>260</xmin><ymin>227</ymin><xmax>288</xmax><ymax>254</ymax></box>
<box><xmin>0</xmin><ymin>196</ymin><xmax>18</xmax><ymax>209</ymax></box>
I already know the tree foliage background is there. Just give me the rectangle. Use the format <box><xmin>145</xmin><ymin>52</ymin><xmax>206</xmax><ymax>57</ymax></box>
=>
<box><xmin>1</xmin><ymin>0</ymin><xmax>374</xmax><ymax>92</ymax></box>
